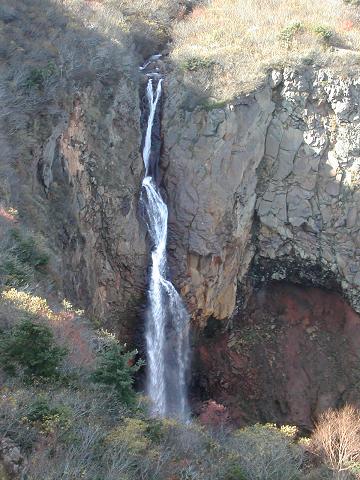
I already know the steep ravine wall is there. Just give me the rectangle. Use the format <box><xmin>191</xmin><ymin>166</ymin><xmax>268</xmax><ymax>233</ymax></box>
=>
<box><xmin>9</xmin><ymin>74</ymin><xmax>148</xmax><ymax>340</ymax></box>
<box><xmin>163</xmin><ymin>66</ymin><xmax>360</xmax><ymax>323</ymax></box>
<box><xmin>8</xmin><ymin>62</ymin><xmax>360</xmax><ymax>426</ymax></box>
<box><xmin>163</xmin><ymin>66</ymin><xmax>360</xmax><ymax>426</ymax></box>
<box><xmin>163</xmin><ymin>77</ymin><xmax>274</xmax><ymax>325</ymax></box>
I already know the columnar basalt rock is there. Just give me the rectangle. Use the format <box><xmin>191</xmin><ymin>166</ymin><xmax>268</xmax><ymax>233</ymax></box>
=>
<box><xmin>162</xmin><ymin>76</ymin><xmax>275</xmax><ymax>325</ymax></box>
<box><xmin>255</xmin><ymin>68</ymin><xmax>360</xmax><ymax>312</ymax></box>
<box><xmin>163</xmin><ymin>67</ymin><xmax>360</xmax><ymax>324</ymax></box>
<box><xmin>162</xmin><ymin>67</ymin><xmax>360</xmax><ymax>426</ymax></box>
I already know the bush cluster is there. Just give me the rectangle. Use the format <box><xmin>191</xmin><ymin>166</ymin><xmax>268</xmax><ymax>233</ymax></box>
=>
<box><xmin>0</xmin><ymin>228</ymin><xmax>49</xmax><ymax>288</ymax></box>
<box><xmin>182</xmin><ymin>56</ymin><xmax>214</xmax><ymax>71</ymax></box>
<box><xmin>0</xmin><ymin>319</ymin><xmax>66</xmax><ymax>380</ymax></box>
<box><xmin>1</xmin><ymin>296</ymin><xmax>360</xmax><ymax>479</ymax></box>
<box><xmin>91</xmin><ymin>342</ymin><xmax>145</xmax><ymax>407</ymax></box>
<box><xmin>24</xmin><ymin>397</ymin><xmax>72</xmax><ymax>434</ymax></box>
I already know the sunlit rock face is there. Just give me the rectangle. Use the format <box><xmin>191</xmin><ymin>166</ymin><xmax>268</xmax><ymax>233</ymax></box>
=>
<box><xmin>163</xmin><ymin>79</ymin><xmax>274</xmax><ymax>326</ymax></box>
<box><xmin>255</xmin><ymin>68</ymin><xmax>360</xmax><ymax>315</ymax></box>
<box><xmin>163</xmin><ymin>67</ymin><xmax>360</xmax><ymax>325</ymax></box>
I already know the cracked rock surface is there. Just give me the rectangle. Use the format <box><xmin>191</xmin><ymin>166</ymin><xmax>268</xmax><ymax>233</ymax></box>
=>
<box><xmin>163</xmin><ymin>67</ymin><xmax>360</xmax><ymax>323</ymax></box>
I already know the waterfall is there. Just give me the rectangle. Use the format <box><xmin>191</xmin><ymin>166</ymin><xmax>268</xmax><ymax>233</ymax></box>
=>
<box><xmin>140</xmin><ymin>58</ymin><xmax>190</xmax><ymax>420</ymax></box>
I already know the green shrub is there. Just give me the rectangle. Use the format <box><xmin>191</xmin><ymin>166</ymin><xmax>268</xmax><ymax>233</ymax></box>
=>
<box><xmin>91</xmin><ymin>343</ymin><xmax>144</xmax><ymax>406</ymax></box>
<box><xmin>0</xmin><ymin>229</ymin><xmax>49</xmax><ymax>287</ymax></box>
<box><xmin>279</xmin><ymin>22</ymin><xmax>303</xmax><ymax>46</ymax></box>
<box><xmin>24</xmin><ymin>61</ymin><xmax>57</xmax><ymax>90</ymax></box>
<box><xmin>182</xmin><ymin>56</ymin><xmax>214</xmax><ymax>71</ymax></box>
<box><xmin>9</xmin><ymin>229</ymin><xmax>49</xmax><ymax>269</ymax></box>
<box><xmin>314</xmin><ymin>25</ymin><xmax>333</xmax><ymax>44</ymax></box>
<box><xmin>0</xmin><ymin>256</ymin><xmax>33</xmax><ymax>287</ymax></box>
<box><xmin>145</xmin><ymin>418</ymin><xmax>165</xmax><ymax>443</ymax></box>
<box><xmin>25</xmin><ymin>397</ymin><xmax>71</xmax><ymax>434</ymax></box>
<box><xmin>0</xmin><ymin>319</ymin><xmax>67</xmax><ymax>380</ymax></box>
<box><xmin>201</xmin><ymin>99</ymin><xmax>228</xmax><ymax>111</ymax></box>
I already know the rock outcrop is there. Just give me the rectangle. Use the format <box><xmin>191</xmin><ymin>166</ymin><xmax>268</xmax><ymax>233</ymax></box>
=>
<box><xmin>163</xmin><ymin>66</ymin><xmax>360</xmax><ymax>324</ymax></box>
<box><xmin>162</xmin><ymin>65</ymin><xmax>360</xmax><ymax>425</ymax></box>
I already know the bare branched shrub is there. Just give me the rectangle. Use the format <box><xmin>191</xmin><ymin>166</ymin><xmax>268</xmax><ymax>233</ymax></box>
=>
<box><xmin>228</xmin><ymin>424</ymin><xmax>304</xmax><ymax>480</ymax></box>
<box><xmin>311</xmin><ymin>405</ymin><xmax>360</xmax><ymax>478</ymax></box>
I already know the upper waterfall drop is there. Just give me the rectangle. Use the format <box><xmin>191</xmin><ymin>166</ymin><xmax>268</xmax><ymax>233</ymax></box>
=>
<box><xmin>140</xmin><ymin>56</ymin><xmax>190</xmax><ymax>421</ymax></box>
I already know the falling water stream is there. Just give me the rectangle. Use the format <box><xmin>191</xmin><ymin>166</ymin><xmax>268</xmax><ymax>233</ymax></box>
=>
<box><xmin>140</xmin><ymin>56</ymin><xmax>190</xmax><ymax>420</ymax></box>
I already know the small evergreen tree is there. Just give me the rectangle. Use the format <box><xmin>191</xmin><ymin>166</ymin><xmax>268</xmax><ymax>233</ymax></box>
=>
<box><xmin>91</xmin><ymin>343</ymin><xmax>144</xmax><ymax>406</ymax></box>
<box><xmin>0</xmin><ymin>318</ymin><xmax>67</xmax><ymax>380</ymax></box>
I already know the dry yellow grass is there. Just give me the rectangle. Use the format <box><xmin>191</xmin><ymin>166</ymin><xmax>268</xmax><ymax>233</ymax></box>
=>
<box><xmin>60</xmin><ymin>0</ymin><xmax>183</xmax><ymax>48</ymax></box>
<box><xmin>172</xmin><ymin>0</ymin><xmax>360</xmax><ymax>100</ymax></box>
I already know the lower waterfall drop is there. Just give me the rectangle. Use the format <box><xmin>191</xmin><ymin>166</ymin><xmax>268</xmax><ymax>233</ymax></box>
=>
<box><xmin>140</xmin><ymin>57</ymin><xmax>190</xmax><ymax>421</ymax></box>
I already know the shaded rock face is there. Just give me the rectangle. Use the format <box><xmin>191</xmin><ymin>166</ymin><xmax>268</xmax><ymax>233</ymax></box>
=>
<box><xmin>51</xmin><ymin>80</ymin><xmax>147</xmax><ymax>333</ymax></box>
<box><xmin>13</xmin><ymin>75</ymin><xmax>147</xmax><ymax>338</ymax></box>
<box><xmin>193</xmin><ymin>282</ymin><xmax>360</xmax><ymax>430</ymax></box>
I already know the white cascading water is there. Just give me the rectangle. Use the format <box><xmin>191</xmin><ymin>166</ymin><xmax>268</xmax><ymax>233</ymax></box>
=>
<box><xmin>140</xmin><ymin>58</ymin><xmax>190</xmax><ymax>420</ymax></box>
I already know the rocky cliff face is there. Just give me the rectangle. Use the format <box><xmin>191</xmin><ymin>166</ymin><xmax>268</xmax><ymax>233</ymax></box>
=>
<box><xmin>163</xmin><ymin>78</ymin><xmax>274</xmax><ymax>325</ymax></box>
<box><xmin>163</xmin><ymin>66</ymin><xmax>360</xmax><ymax>323</ymax></box>
<box><xmin>5</xmin><ymin>72</ymin><xmax>147</xmax><ymax>339</ymax></box>
<box><xmin>255</xmin><ymin>68</ymin><xmax>360</xmax><ymax>312</ymax></box>
<box><xmin>6</xmin><ymin>59</ymin><xmax>360</xmax><ymax>426</ymax></box>
<box><xmin>162</xmin><ymin>65</ymin><xmax>360</xmax><ymax>425</ymax></box>
<box><xmin>50</xmin><ymin>78</ymin><xmax>147</xmax><ymax>333</ymax></box>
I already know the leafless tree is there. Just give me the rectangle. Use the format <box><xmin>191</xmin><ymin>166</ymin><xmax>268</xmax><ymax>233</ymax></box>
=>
<box><xmin>311</xmin><ymin>405</ymin><xmax>360</xmax><ymax>479</ymax></box>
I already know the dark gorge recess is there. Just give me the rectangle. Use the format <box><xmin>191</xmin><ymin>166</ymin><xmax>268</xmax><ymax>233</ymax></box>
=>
<box><xmin>191</xmin><ymin>281</ymin><xmax>360</xmax><ymax>429</ymax></box>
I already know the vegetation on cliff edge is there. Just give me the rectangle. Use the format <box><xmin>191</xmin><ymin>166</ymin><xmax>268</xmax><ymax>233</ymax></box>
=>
<box><xmin>172</xmin><ymin>0</ymin><xmax>360</xmax><ymax>100</ymax></box>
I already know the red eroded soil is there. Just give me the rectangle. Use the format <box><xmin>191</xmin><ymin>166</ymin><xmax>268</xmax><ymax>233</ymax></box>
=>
<box><xmin>193</xmin><ymin>282</ymin><xmax>360</xmax><ymax>430</ymax></box>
